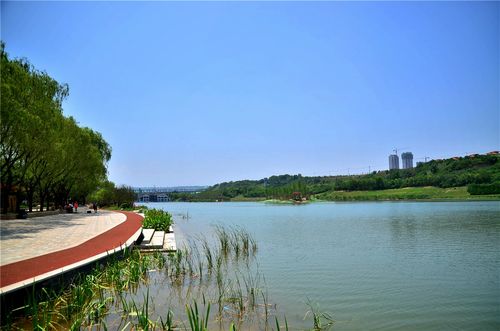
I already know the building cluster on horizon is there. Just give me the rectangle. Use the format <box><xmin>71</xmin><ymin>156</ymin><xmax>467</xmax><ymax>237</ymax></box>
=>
<box><xmin>134</xmin><ymin>186</ymin><xmax>207</xmax><ymax>203</ymax></box>
<box><xmin>388</xmin><ymin>152</ymin><xmax>413</xmax><ymax>170</ymax></box>
<box><xmin>388</xmin><ymin>150</ymin><xmax>499</xmax><ymax>171</ymax></box>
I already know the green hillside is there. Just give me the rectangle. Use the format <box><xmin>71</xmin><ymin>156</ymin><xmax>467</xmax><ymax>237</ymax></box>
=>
<box><xmin>171</xmin><ymin>153</ymin><xmax>500</xmax><ymax>202</ymax></box>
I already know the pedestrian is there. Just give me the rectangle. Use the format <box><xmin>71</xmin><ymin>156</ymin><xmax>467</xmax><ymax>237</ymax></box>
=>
<box><xmin>93</xmin><ymin>202</ymin><xmax>97</xmax><ymax>213</ymax></box>
<box><xmin>74</xmin><ymin>201</ymin><xmax>79</xmax><ymax>212</ymax></box>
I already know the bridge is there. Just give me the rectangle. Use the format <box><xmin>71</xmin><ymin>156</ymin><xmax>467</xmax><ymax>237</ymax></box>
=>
<box><xmin>133</xmin><ymin>186</ymin><xmax>207</xmax><ymax>202</ymax></box>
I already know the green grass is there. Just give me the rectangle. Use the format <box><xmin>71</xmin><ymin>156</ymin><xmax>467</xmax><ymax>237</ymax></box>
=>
<box><xmin>262</xmin><ymin>199</ymin><xmax>296</xmax><ymax>204</ymax></box>
<box><xmin>315</xmin><ymin>186</ymin><xmax>500</xmax><ymax>201</ymax></box>
<box><xmin>103</xmin><ymin>205</ymin><xmax>136</xmax><ymax>211</ymax></box>
<box><xmin>229</xmin><ymin>196</ymin><xmax>266</xmax><ymax>202</ymax></box>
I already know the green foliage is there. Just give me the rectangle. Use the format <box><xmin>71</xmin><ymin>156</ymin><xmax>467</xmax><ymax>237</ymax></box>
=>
<box><xmin>120</xmin><ymin>202</ymin><xmax>133</xmax><ymax>209</ymax></box>
<box><xmin>467</xmin><ymin>183</ymin><xmax>500</xmax><ymax>195</ymax></box>
<box><xmin>136</xmin><ymin>205</ymin><xmax>149</xmax><ymax>213</ymax></box>
<box><xmin>86</xmin><ymin>181</ymin><xmax>135</xmax><ymax>207</ymax></box>
<box><xmin>142</xmin><ymin>209</ymin><xmax>173</xmax><ymax>231</ymax></box>
<box><xmin>186</xmin><ymin>301</ymin><xmax>210</xmax><ymax>331</ymax></box>
<box><xmin>305</xmin><ymin>300</ymin><xmax>335</xmax><ymax>331</ymax></box>
<box><xmin>1</xmin><ymin>42</ymin><xmax>111</xmax><ymax>212</ymax></box>
<box><xmin>174</xmin><ymin>154</ymin><xmax>500</xmax><ymax>201</ymax></box>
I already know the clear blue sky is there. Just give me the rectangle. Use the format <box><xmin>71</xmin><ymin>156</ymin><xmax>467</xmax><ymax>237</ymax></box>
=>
<box><xmin>2</xmin><ymin>1</ymin><xmax>499</xmax><ymax>186</ymax></box>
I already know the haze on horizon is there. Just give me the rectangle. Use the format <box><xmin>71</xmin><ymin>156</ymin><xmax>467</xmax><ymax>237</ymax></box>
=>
<box><xmin>2</xmin><ymin>1</ymin><xmax>498</xmax><ymax>187</ymax></box>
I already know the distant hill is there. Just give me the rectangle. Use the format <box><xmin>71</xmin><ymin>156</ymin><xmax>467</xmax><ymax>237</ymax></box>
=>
<box><xmin>169</xmin><ymin>153</ymin><xmax>500</xmax><ymax>201</ymax></box>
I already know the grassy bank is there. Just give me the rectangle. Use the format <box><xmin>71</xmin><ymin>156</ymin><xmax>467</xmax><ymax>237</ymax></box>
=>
<box><xmin>314</xmin><ymin>186</ymin><xmax>500</xmax><ymax>201</ymax></box>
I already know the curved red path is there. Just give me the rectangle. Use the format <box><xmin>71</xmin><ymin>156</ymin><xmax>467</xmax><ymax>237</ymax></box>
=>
<box><xmin>0</xmin><ymin>211</ymin><xmax>143</xmax><ymax>288</ymax></box>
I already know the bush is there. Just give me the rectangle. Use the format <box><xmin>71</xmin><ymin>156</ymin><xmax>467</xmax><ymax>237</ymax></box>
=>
<box><xmin>142</xmin><ymin>209</ymin><xmax>173</xmax><ymax>232</ymax></box>
<box><xmin>135</xmin><ymin>205</ymin><xmax>148</xmax><ymax>213</ymax></box>
<box><xmin>120</xmin><ymin>202</ymin><xmax>133</xmax><ymax>209</ymax></box>
<box><xmin>467</xmin><ymin>183</ymin><xmax>500</xmax><ymax>195</ymax></box>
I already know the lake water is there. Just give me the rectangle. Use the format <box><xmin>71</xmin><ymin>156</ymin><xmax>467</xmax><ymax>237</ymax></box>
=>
<box><xmin>145</xmin><ymin>201</ymin><xmax>500</xmax><ymax>330</ymax></box>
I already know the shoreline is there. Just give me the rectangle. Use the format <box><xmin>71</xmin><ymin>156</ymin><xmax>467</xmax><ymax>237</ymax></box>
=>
<box><xmin>144</xmin><ymin>197</ymin><xmax>500</xmax><ymax>204</ymax></box>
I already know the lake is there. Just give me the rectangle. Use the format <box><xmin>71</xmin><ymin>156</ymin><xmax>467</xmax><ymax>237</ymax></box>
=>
<box><xmin>144</xmin><ymin>201</ymin><xmax>500</xmax><ymax>330</ymax></box>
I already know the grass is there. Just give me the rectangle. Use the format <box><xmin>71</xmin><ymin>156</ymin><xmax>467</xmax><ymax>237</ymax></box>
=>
<box><xmin>229</xmin><ymin>196</ymin><xmax>267</xmax><ymax>202</ymax></box>
<box><xmin>315</xmin><ymin>186</ymin><xmax>500</xmax><ymax>201</ymax></box>
<box><xmin>104</xmin><ymin>205</ymin><xmax>136</xmax><ymax>211</ymax></box>
<box><xmin>263</xmin><ymin>199</ymin><xmax>296</xmax><ymax>204</ymax></box>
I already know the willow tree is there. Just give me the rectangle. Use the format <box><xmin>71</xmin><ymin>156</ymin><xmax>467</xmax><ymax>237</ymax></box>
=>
<box><xmin>1</xmin><ymin>42</ymin><xmax>111</xmax><ymax>213</ymax></box>
<box><xmin>1</xmin><ymin>43</ymin><xmax>66</xmax><ymax>211</ymax></box>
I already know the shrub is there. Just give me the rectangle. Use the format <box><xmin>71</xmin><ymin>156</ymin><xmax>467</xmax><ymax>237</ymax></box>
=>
<box><xmin>120</xmin><ymin>202</ymin><xmax>133</xmax><ymax>209</ymax></box>
<box><xmin>467</xmin><ymin>183</ymin><xmax>500</xmax><ymax>195</ymax></box>
<box><xmin>135</xmin><ymin>205</ymin><xmax>149</xmax><ymax>213</ymax></box>
<box><xmin>142</xmin><ymin>209</ymin><xmax>173</xmax><ymax>232</ymax></box>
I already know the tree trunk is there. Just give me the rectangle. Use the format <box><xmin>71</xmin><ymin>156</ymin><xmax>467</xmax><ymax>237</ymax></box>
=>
<box><xmin>39</xmin><ymin>190</ymin><xmax>45</xmax><ymax>212</ymax></box>
<box><xmin>2</xmin><ymin>175</ymin><xmax>15</xmax><ymax>214</ymax></box>
<box><xmin>27</xmin><ymin>188</ymin><xmax>34</xmax><ymax>212</ymax></box>
<box><xmin>1</xmin><ymin>186</ymin><xmax>9</xmax><ymax>214</ymax></box>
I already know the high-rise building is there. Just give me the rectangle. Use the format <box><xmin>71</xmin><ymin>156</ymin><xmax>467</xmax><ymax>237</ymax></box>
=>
<box><xmin>401</xmin><ymin>152</ymin><xmax>414</xmax><ymax>169</ymax></box>
<box><xmin>389</xmin><ymin>154</ymin><xmax>399</xmax><ymax>170</ymax></box>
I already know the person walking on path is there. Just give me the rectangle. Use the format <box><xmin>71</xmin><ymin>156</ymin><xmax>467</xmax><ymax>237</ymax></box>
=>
<box><xmin>74</xmin><ymin>201</ymin><xmax>79</xmax><ymax>212</ymax></box>
<box><xmin>93</xmin><ymin>202</ymin><xmax>97</xmax><ymax>213</ymax></box>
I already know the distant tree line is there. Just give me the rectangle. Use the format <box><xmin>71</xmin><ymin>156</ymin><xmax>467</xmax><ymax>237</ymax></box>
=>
<box><xmin>86</xmin><ymin>181</ymin><xmax>136</xmax><ymax>208</ymax></box>
<box><xmin>1</xmin><ymin>43</ymin><xmax>112</xmax><ymax>213</ymax></box>
<box><xmin>173</xmin><ymin>154</ymin><xmax>500</xmax><ymax>201</ymax></box>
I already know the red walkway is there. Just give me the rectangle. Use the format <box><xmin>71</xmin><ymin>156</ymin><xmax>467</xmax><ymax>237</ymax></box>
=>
<box><xmin>0</xmin><ymin>211</ymin><xmax>143</xmax><ymax>288</ymax></box>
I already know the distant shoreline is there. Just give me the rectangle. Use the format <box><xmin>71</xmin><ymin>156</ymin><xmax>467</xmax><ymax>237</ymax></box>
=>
<box><xmin>142</xmin><ymin>195</ymin><xmax>500</xmax><ymax>204</ymax></box>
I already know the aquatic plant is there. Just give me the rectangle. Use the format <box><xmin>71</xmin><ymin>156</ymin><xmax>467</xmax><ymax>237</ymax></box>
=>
<box><xmin>186</xmin><ymin>301</ymin><xmax>210</xmax><ymax>331</ymax></box>
<box><xmin>304</xmin><ymin>300</ymin><xmax>335</xmax><ymax>331</ymax></box>
<box><xmin>6</xmin><ymin>224</ymin><xmax>325</xmax><ymax>331</ymax></box>
<box><xmin>159</xmin><ymin>309</ymin><xmax>174</xmax><ymax>331</ymax></box>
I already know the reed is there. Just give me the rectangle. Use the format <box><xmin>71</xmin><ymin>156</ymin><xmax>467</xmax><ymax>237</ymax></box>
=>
<box><xmin>215</xmin><ymin>225</ymin><xmax>231</xmax><ymax>257</ymax></box>
<box><xmin>7</xmin><ymin>224</ymin><xmax>316</xmax><ymax>331</ymax></box>
<box><xmin>159</xmin><ymin>309</ymin><xmax>174</xmax><ymax>331</ymax></box>
<box><xmin>305</xmin><ymin>300</ymin><xmax>335</xmax><ymax>331</ymax></box>
<box><xmin>186</xmin><ymin>301</ymin><xmax>211</xmax><ymax>331</ymax></box>
<box><xmin>275</xmin><ymin>315</ymin><xmax>289</xmax><ymax>331</ymax></box>
<box><xmin>201</xmin><ymin>237</ymin><xmax>213</xmax><ymax>271</ymax></box>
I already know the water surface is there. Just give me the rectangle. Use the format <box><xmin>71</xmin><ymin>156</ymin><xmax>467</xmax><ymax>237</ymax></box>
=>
<box><xmin>145</xmin><ymin>201</ymin><xmax>500</xmax><ymax>330</ymax></box>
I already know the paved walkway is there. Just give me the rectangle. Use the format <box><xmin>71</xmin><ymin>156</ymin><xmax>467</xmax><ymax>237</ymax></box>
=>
<box><xmin>0</xmin><ymin>210</ymin><xmax>143</xmax><ymax>290</ymax></box>
<box><xmin>0</xmin><ymin>207</ymin><xmax>125</xmax><ymax>266</ymax></box>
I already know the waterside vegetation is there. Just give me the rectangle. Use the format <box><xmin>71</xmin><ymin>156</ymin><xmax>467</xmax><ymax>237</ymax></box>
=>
<box><xmin>142</xmin><ymin>208</ymin><xmax>174</xmax><ymax>232</ymax></box>
<box><xmin>3</xmin><ymin>225</ymin><xmax>330</xmax><ymax>330</ymax></box>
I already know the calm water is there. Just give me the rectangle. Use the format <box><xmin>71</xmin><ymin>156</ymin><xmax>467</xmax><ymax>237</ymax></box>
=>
<box><xmin>145</xmin><ymin>201</ymin><xmax>500</xmax><ymax>330</ymax></box>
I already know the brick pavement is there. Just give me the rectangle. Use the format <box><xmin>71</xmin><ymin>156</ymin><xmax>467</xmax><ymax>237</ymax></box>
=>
<box><xmin>0</xmin><ymin>210</ymin><xmax>143</xmax><ymax>290</ymax></box>
<box><xmin>0</xmin><ymin>207</ymin><xmax>125</xmax><ymax>266</ymax></box>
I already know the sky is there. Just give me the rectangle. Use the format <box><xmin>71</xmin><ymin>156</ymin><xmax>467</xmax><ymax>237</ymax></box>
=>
<box><xmin>2</xmin><ymin>1</ymin><xmax>499</xmax><ymax>186</ymax></box>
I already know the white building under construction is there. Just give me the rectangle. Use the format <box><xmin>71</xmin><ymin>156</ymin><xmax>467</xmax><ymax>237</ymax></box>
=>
<box><xmin>389</xmin><ymin>154</ymin><xmax>399</xmax><ymax>170</ymax></box>
<box><xmin>401</xmin><ymin>152</ymin><xmax>414</xmax><ymax>169</ymax></box>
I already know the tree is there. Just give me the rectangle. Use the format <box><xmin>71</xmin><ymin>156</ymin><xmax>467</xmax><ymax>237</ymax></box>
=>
<box><xmin>1</xmin><ymin>43</ymin><xmax>111</xmax><ymax>213</ymax></box>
